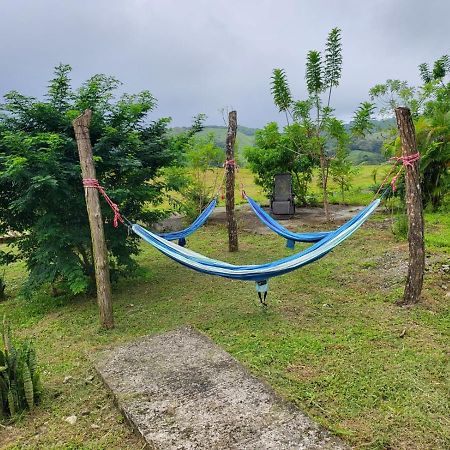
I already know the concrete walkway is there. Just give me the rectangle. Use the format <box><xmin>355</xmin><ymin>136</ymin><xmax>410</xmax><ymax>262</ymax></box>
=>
<box><xmin>93</xmin><ymin>327</ymin><xmax>348</xmax><ymax>450</ymax></box>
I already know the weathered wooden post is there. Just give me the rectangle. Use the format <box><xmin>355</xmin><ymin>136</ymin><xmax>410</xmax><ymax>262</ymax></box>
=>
<box><xmin>395</xmin><ymin>106</ymin><xmax>425</xmax><ymax>306</ymax></box>
<box><xmin>225</xmin><ymin>110</ymin><xmax>238</xmax><ymax>252</ymax></box>
<box><xmin>73</xmin><ymin>109</ymin><xmax>114</xmax><ymax>328</ymax></box>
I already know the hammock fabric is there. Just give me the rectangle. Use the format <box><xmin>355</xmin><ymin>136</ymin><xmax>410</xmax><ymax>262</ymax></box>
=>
<box><xmin>158</xmin><ymin>198</ymin><xmax>217</xmax><ymax>246</ymax></box>
<box><xmin>132</xmin><ymin>198</ymin><xmax>380</xmax><ymax>284</ymax></box>
<box><xmin>245</xmin><ymin>195</ymin><xmax>330</xmax><ymax>248</ymax></box>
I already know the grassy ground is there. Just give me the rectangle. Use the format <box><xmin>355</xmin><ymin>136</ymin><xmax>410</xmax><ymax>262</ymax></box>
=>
<box><xmin>0</xmin><ymin>174</ymin><xmax>449</xmax><ymax>449</ymax></box>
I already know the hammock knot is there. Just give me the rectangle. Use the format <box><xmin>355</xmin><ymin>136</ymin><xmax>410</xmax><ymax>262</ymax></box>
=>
<box><xmin>389</xmin><ymin>152</ymin><xmax>420</xmax><ymax>167</ymax></box>
<box><xmin>224</xmin><ymin>159</ymin><xmax>238</xmax><ymax>171</ymax></box>
<box><xmin>82</xmin><ymin>178</ymin><xmax>123</xmax><ymax>227</ymax></box>
<box><xmin>389</xmin><ymin>153</ymin><xmax>420</xmax><ymax>192</ymax></box>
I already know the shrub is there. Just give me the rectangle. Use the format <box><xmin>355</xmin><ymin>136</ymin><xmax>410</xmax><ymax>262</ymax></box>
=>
<box><xmin>0</xmin><ymin>317</ymin><xmax>40</xmax><ymax>420</ymax></box>
<box><xmin>0</xmin><ymin>64</ymin><xmax>196</xmax><ymax>296</ymax></box>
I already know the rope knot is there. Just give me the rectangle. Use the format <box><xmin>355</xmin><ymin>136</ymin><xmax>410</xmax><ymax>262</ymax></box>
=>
<box><xmin>388</xmin><ymin>152</ymin><xmax>420</xmax><ymax>192</ymax></box>
<box><xmin>82</xmin><ymin>178</ymin><xmax>123</xmax><ymax>227</ymax></box>
<box><xmin>389</xmin><ymin>152</ymin><xmax>420</xmax><ymax>167</ymax></box>
<box><xmin>224</xmin><ymin>159</ymin><xmax>238</xmax><ymax>170</ymax></box>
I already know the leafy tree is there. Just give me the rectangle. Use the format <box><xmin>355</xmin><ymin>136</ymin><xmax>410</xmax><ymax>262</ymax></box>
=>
<box><xmin>369</xmin><ymin>79</ymin><xmax>420</xmax><ymax>117</ymax></box>
<box><xmin>182</xmin><ymin>133</ymin><xmax>223</xmax><ymax>218</ymax></box>
<box><xmin>244</xmin><ymin>122</ymin><xmax>314</xmax><ymax>205</ymax></box>
<box><xmin>0</xmin><ymin>64</ymin><xmax>193</xmax><ymax>296</ymax></box>
<box><xmin>271</xmin><ymin>69</ymin><xmax>293</xmax><ymax>125</ymax></box>
<box><xmin>330</xmin><ymin>148</ymin><xmax>359</xmax><ymax>202</ymax></box>
<box><xmin>267</xmin><ymin>28</ymin><xmax>373</xmax><ymax>217</ymax></box>
<box><xmin>370</xmin><ymin>55</ymin><xmax>450</xmax><ymax>210</ymax></box>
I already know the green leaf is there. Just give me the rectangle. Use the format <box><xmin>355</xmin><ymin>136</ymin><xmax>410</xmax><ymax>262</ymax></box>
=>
<box><xmin>324</xmin><ymin>27</ymin><xmax>342</xmax><ymax>89</ymax></box>
<box><xmin>305</xmin><ymin>51</ymin><xmax>323</xmax><ymax>96</ymax></box>
<box><xmin>22</xmin><ymin>363</ymin><xmax>34</xmax><ymax>409</ymax></box>
<box><xmin>271</xmin><ymin>69</ymin><xmax>293</xmax><ymax>114</ymax></box>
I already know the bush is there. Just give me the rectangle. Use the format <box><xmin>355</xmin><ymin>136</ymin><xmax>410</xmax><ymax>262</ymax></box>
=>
<box><xmin>244</xmin><ymin>122</ymin><xmax>315</xmax><ymax>205</ymax></box>
<box><xmin>0</xmin><ymin>317</ymin><xmax>40</xmax><ymax>420</ymax></box>
<box><xmin>164</xmin><ymin>133</ymin><xmax>222</xmax><ymax>222</ymax></box>
<box><xmin>0</xmin><ymin>64</ymin><xmax>187</xmax><ymax>296</ymax></box>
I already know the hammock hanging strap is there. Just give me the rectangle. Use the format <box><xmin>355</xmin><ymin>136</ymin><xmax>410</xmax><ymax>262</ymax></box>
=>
<box><xmin>82</xmin><ymin>178</ymin><xmax>124</xmax><ymax>227</ymax></box>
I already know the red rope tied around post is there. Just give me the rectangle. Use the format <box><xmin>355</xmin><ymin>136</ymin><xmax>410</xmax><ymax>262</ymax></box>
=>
<box><xmin>82</xmin><ymin>178</ymin><xmax>124</xmax><ymax>227</ymax></box>
<box><xmin>389</xmin><ymin>152</ymin><xmax>420</xmax><ymax>192</ymax></box>
<box><xmin>224</xmin><ymin>159</ymin><xmax>238</xmax><ymax>170</ymax></box>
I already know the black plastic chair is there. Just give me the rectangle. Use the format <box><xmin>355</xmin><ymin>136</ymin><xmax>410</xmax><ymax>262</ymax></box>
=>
<box><xmin>270</xmin><ymin>173</ymin><xmax>295</xmax><ymax>217</ymax></box>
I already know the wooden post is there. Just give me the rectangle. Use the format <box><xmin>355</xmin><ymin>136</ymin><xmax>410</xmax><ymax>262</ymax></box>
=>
<box><xmin>395</xmin><ymin>107</ymin><xmax>425</xmax><ymax>306</ymax></box>
<box><xmin>226</xmin><ymin>110</ymin><xmax>238</xmax><ymax>252</ymax></box>
<box><xmin>73</xmin><ymin>110</ymin><xmax>114</xmax><ymax>328</ymax></box>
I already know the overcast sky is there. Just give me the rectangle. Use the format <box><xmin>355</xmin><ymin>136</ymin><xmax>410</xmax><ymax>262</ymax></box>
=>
<box><xmin>1</xmin><ymin>0</ymin><xmax>449</xmax><ymax>127</ymax></box>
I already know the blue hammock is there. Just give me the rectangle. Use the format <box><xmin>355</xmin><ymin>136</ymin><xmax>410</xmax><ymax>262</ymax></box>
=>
<box><xmin>245</xmin><ymin>195</ymin><xmax>330</xmax><ymax>248</ymax></box>
<box><xmin>132</xmin><ymin>199</ymin><xmax>380</xmax><ymax>285</ymax></box>
<box><xmin>158</xmin><ymin>198</ymin><xmax>217</xmax><ymax>246</ymax></box>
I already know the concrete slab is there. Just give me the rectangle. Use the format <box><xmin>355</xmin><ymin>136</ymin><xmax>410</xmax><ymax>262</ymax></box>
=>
<box><xmin>93</xmin><ymin>327</ymin><xmax>348</xmax><ymax>450</ymax></box>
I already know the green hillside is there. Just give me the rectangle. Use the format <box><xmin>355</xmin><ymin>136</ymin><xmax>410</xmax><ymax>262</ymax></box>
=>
<box><xmin>171</xmin><ymin>125</ymin><xmax>256</xmax><ymax>165</ymax></box>
<box><xmin>197</xmin><ymin>126</ymin><xmax>256</xmax><ymax>151</ymax></box>
<box><xmin>172</xmin><ymin>120</ymin><xmax>394</xmax><ymax>165</ymax></box>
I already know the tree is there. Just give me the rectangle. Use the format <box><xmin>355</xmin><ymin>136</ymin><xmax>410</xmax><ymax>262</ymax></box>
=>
<box><xmin>244</xmin><ymin>122</ymin><xmax>314</xmax><ymax>205</ymax></box>
<box><xmin>370</xmin><ymin>55</ymin><xmax>450</xmax><ymax>210</ymax></box>
<box><xmin>0</xmin><ymin>64</ymin><xmax>192</xmax><ymax>296</ymax></box>
<box><xmin>268</xmin><ymin>28</ymin><xmax>373</xmax><ymax>219</ymax></box>
<box><xmin>169</xmin><ymin>132</ymin><xmax>223</xmax><ymax>220</ymax></box>
<box><xmin>330</xmin><ymin>148</ymin><xmax>359</xmax><ymax>202</ymax></box>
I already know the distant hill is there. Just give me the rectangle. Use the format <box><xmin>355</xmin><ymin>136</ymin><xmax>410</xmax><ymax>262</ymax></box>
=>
<box><xmin>171</xmin><ymin>119</ymin><xmax>395</xmax><ymax>165</ymax></box>
<box><xmin>197</xmin><ymin>125</ymin><xmax>256</xmax><ymax>151</ymax></box>
<box><xmin>347</xmin><ymin>118</ymin><xmax>395</xmax><ymax>164</ymax></box>
<box><xmin>171</xmin><ymin>125</ymin><xmax>256</xmax><ymax>164</ymax></box>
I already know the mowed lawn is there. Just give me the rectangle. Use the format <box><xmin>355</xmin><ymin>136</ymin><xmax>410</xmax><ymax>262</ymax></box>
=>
<box><xmin>0</xmin><ymin>169</ymin><xmax>449</xmax><ymax>449</ymax></box>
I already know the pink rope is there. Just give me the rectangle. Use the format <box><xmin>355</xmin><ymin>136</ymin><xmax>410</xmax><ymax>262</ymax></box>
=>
<box><xmin>389</xmin><ymin>152</ymin><xmax>420</xmax><ymax>192</ymax></box>
<box><xmin>82</xmin><ymin>178</ymin><xmax>123</xmax><ymax>227</ymax></box>
<box><xmin>224</xmin><ymin>159</ymin><xmax>238</xmax><ymax>171</ymax></box>
<box><xmin>389</xmin><ymin>152</ymin><xmax>420</xmax><ymax>167</ymax></box>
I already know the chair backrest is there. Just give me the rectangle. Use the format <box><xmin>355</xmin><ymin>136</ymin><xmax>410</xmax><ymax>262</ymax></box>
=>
<box><xmin>273</xmin><ymin>173</ymin><xmax>293</xmax><ymax>201</ymax></box>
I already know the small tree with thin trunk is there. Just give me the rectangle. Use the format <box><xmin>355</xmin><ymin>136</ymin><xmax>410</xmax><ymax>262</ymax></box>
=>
<box><xmin>270</xmin><ymin>28</ymin><xmax>374</xmax><ymax>219</ymax></box>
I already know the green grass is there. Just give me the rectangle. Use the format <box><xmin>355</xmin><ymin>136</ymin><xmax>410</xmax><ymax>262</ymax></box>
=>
<box><xmin>425</xmin><ymin>211</ymin><xmax>450</xmax><ymax>253</ymax></box>
<box><xmin>1</xmin><ymin>206</ymin><xmax>449</xmax><ymax>449</ymax></box>
<box><xmin>200</xmin><ymin>165</ymin><xmax>392</xmax><ymax>208</ymax></box>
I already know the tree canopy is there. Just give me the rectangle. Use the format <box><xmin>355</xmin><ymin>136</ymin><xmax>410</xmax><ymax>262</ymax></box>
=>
<box><xmin>0</xmin><ymin>64</ymin><xmax>198</xmax><ymax>296</ymax></box>
<box><xmin>370</xmin><ymin>55</ymin><xmax>450</xmax><ymax>209</ymax></box>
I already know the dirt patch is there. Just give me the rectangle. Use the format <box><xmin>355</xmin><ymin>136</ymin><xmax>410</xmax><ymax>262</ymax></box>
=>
<box><xmin>286</xmin><ymin>363</ymin><xmax>322</xmax><ymax>381</ymax></box>
<box><xmin>156</xmin><ymin>203</ymin><xmax>369</xmax><ymax>235</ymax></box>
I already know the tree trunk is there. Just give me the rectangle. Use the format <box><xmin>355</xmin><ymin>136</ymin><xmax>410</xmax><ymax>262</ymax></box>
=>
<box><xmin>320</xmin><ymin>155</ymin><xmax>330</xmax><ymax>221</ymax></box>
<box><xmin>226</xmin><ymin>111</ymin><xmax>238</xmax><ymax>252</ymax></box>
<box><xmin>73</xmin><ymin>109</ymin><xmax>114</xmax><ymax>329</ymax></box>
<box><xmin>395</xmin><ymin>107</ymin><xmax>425</xmax><ymax>306</ymax></box>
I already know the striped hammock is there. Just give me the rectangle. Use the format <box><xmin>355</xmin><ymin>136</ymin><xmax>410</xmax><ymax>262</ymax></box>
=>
<box><xmin>158</xmin><ymin>198</ymin><xmax>217</xmax><ymax>246</ymax></box>
<box><xmin>245</xmin><ymin>195</ymin><xmax>330</xmax><ymax>247</ymax></box>
<box><xmin>132</xmin><ymin>198</ymin><xmax>380</xmax><ymax>283</ymax></box>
